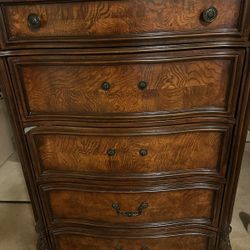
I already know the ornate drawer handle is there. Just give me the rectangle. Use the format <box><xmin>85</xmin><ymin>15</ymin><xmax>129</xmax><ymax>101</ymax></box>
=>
<box><xmin>107</xmin><ymin>148</ymin><xmax>116</xmax><ymax>156</ymax></box>
<box><xmin>101</xmin><ymin>82</ymin><xmax>111</xmax><ymax>91</ymax></box>
<box><xmin>138</xmin><ymin>81</ymin><xmax>147</xmax><ymax>90</ymax></box>
<box><xmin>139</xmin><ymin>148</ymin><xmax>148</xmax><ymax>156</ymax></box>
<box><xmin>27</xmin><ymin>13</ymin><xmax>41</xmax><ymax>29</ymax></box>
<box><xmin>112</xmin><ymin>202</ymin><xmax>149</xmax><ymax>217</ymax></box>
<box><xmin>115</xmin><ymin>246</ymin><xmax>148</xmax><ymax>250</ymax></box>
<box><xmin>202</xmin><ymin>7</ymin><xmax>218</xmax><ymax>23</ymax></box>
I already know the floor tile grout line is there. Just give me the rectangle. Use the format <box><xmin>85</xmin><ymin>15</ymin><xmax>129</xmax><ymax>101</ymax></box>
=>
<box><xmin>0</xmin><ymin>150</ymin><xmax>16</xmax><ymax>168</ymax></box>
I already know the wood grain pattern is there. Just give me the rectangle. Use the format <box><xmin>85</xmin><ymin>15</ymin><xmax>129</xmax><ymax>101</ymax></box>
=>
<box><xmin>54</xmin><ymin>234</ymin><xmax>209</xmax><ymax>250</ymax></box>
<box><xmin>45</xmin><ymin>187</ymin><xmax>215</xmax><ymax>225</ymax></box>
<box><xmin>17</xmin><ymin>58</ymin><xmax>231</xmax><ymax>115</ymax></box>
<box><xmin>31</xmin><ymin>130</ymin><xmax>224</xmax><ymax>176</ymax></box>
<box><xmin>0</xmin><ymin>0</ymin><xmax>249</xmax><ymax>249</ymax></box>
<box><xmin>4</xmin><ymin>0</ymin><xmax>241</xmax><ymax>40</ymax></box>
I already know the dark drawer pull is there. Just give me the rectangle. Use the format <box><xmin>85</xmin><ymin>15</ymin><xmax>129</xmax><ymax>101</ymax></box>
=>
<box><xmin>115</xmin><ymin>246</ymin><xmax>148</xmax><ymax>250</ymax></box>
<box><xmin>27</xmin><ymin>13</ymin><xmax>41</xmax><ymax>29</ymax></box>
<box><xmin>139</xmin><ymin>148</ymin><xmax>148</xmax><ymax>156</ymax></box>
<box><xmin>101</xmin><ymin>82</ymin><xmax>111</xmax><ymax>91</ymax></box>
<box><xmin>112</xmin><ymin>202</ymin><xmax>149</xmax><ymax>217</ymax></box>
<box><xmin>202</xmin><ymin>7</ymin><xmax>218</xmax><ymax>23</ymax></box>
<box><xmin>138</xmin><ymin>81</ymin><xmax>147</xmax><ymax>90</ymax></box>
<box><xmin>107</xmin><ymin>148</ymin><xmax>116</xmax><ymax>156</ymax></box>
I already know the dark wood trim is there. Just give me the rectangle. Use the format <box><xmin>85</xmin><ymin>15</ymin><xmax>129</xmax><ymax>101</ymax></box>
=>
<box><xmin>0</xmin><ymin>57</ymin><xmax>52</xmax><ymax>249</ymax></box>
<box><xmin>216</xmin><ymin>48</ymin><xmax>250</xmax><ymax>249</ymax></box>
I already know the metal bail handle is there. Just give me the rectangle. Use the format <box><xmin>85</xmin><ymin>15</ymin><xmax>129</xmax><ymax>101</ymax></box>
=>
<box><xmin>112</xmin><ymin>202</ymin><xmax>149</xmax><ymax>217</ymax></box>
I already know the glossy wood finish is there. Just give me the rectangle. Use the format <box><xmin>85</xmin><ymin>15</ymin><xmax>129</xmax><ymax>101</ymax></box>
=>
<box><xmin>2</xmin><ymin>0</ymin><xmax>242</xmax><ymax>43</ymax></box>
<box><xmin>50</xmin><ymin>226</ymin><xmax>217</xmax><ymax>250</ymax></box>
<box><xmin>8</xmin><ymin>49</ymin><xmax>244</xmax><ymax>122</ymax></box>
<box><xmin>0</xmin><ymin>1</ymin><xmax>249</xmax><ymax>250</ymax></box>
<box><xmin>54</xmin><ymin>234</ymin><xmax>210</xmax><ymax>250</ymax></box>
<box><xmin>13</xmin><ymin>58</ymin><xmax>232</xmax><ymax>114</ymax></box>
<box><xmin>41</xmin><ymin>182</ymin><xmax>222</xmax><ymax>228</ymax></box>
<box><xmin>27</xmin><ymin>125</ymin><xmax>231</xmax><ymax>178</ymax></box>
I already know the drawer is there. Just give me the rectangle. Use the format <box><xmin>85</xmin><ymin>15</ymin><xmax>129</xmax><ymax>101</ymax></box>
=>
<box><xmin>8</xmin><ymin>49</ymin><xmax>244</xmax><ymax>122</ymax></box>
<box><xmin>1</xmin><ymin>0</ymin><xmax>246</xmax><ymax>47</ymax></box>
<box><xmin>51</xmin><ymin>229</ymin><xmax>216</xmax><ymax>250</ymax></box>
<box><xmin>41</xmin><ymin>182</ymin><xmax>223</xmax><ymax>227</ymax></box>
<box><xmin>26</xmin><ymin>125</ymin><xmax>231</xmax><ymax>179</ymax></box>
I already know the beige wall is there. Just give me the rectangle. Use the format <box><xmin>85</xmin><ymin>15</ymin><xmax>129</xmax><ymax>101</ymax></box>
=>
<box><xmin>0</xmin><ymin>98</ymin><xmax>14</xmax><ymax>166</ymax></box>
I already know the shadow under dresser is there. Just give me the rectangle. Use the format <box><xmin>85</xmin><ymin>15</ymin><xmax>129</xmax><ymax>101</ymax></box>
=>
<box><xmin>0</xmin><ymin>1</ymin><xmax>250</xmax><ymax>249</ymax></box>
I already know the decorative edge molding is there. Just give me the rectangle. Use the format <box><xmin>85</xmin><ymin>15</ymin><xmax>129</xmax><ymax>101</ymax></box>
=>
<box><xmin>35</xmin><ymin>220</ymin><xmax>49</xmax><ymax>250</ymax></box>
<box><xmin>220</xmin><ymin>225</ymin><xmax>232</xmax><ymax>250</ymax></box>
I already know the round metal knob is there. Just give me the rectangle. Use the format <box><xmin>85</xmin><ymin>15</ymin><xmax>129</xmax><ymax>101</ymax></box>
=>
<box><xmin>139</xmin><ymin>149</ymin><xmax>148</xmax><ymax>157</ymax></box>
<box><xmin>107</xmin><ymin>148</ymin><xmax>116</xmax><ymax>156</ymax></box>
<box><xmin>202</xmin><ymin>7</ymin><xmax>218</xmax><ymax>23</ymax></box>
<box><xmin>27</xmin><ymin>13</ymin><xmax>41</xmax><ymax>29</ymax></box>
<box><xmin>141</xmin><ymin>247</ymin><xmax>149</xmax><ymax>250</ymax></box>
<box><xmin>101</xmin><ymin>82</ymin><xmax>111</xmax><ymax>91</ymax></box>
<box><xmin>115</xmin><ymin>246</ymin><xmax>122</xmax><ymax>250</ymax></box>
<box><xmin>138</xmin><ymin>81</ymin><xmax>147</xmax><ymax>90</ymax></box>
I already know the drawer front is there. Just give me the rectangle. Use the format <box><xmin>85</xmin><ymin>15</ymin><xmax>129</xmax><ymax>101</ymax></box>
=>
<box><xmin>41</xmin><ymin>182</ymin><xmax>222</xmax><ymax>227</ymax></box>
<box><xmin>52</xmin><ymin>232</ymin><xmax>215</xmax><ymax>250</ymax></box>
<box><xmin>27</xmin><ymin>125</ymin><xmax>231</xmax><ymax>178</ymax></box>
<box><xmin>2</xmin><ymin>0</ymin><xmax>244</xmax><ymax>46</ymax></box>
<box><xmin>8</xmin><ymin>49</ymin><xmax>244</xmax><ymax>121</ymax></box>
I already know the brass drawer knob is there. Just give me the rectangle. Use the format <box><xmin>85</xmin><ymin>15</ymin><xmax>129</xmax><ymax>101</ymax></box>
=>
<box><xmin>107</xmin><ymin>148</ymin><xmax>116</xmax><ymax>156</ymax></box>
<box><xmin>139</xmin><ymin>149</ymin><xmax>148</xmax><ymax>157</ymax></box>
<box><xmin>101</xmin><ymin>82</ymin><xmax>111</xmax><ymax>91</ymax></box>
<box><xmin>202</xmin><ymin>7</ymin><xmax>218</xmax><ymax>23</ymax></box>
<box><xmin>112</xmin><ymin>202</ymin><xmax>149</xmax><ymax>217</ymax></box>
<box><xmin>27</xmin><ymin>13</ymin><xmax>41</xmax><ymax>29</ymax></box>
<box><xmin>138</xmin><ymin>81</ymin><xmax>147</xmax><ymax>90</ymax></box>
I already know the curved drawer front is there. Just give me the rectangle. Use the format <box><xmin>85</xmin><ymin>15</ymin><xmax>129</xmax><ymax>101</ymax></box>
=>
<box><xmin>2</xmin><ymin>0</ymin><xmax>244</xmax><ymax>46</ymax></box>
<box><xmin>8</xmin><ymin>49</ymin><xmax>244</xmax><ymax>121</ymax></box>
<box><xmin>27</xmin><ymin>125</ymin><xmax>231</xmax><ymax>178</ymax></box>
<box><xmin>52</xmin><ymin>232</ymin><xmax>215</xmax><ymax>250</ymax></box>
<box><xmin>41</xmin><ymin>182</ymin><xmax>222</xmax><ymax>227</ymax></box>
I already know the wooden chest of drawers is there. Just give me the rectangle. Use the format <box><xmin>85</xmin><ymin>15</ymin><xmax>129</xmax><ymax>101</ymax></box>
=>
<box><xmin>0</xmin><ymin>1</ymin><xmax>250</xmax><ymax>249</ymax></box>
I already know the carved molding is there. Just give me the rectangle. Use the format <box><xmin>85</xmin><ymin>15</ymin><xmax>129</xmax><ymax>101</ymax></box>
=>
<box><xmin>35</xmin><ymin>220</ymin><xmax>49</xmax><ymax>250</ymax></box>
<box><xmin>220</xmin><ymin>225</ymin><xmax>232</xmax><ymax>250</ymax></box>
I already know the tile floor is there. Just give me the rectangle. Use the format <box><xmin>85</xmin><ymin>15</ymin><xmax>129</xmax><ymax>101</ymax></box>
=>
<box><xmin>0</xmin><ymin>135</ymin><xmax>249</xmax><ymax>249</ymax></box>
<box><xmin>0</xmin><ymin>153</ymin><xmax>36</xmax><ymax>250</ymax></box>
<box><xmin>231</xmin><ymin>139</ymin><xmax>250</xmax><ymax>250</ymax></box>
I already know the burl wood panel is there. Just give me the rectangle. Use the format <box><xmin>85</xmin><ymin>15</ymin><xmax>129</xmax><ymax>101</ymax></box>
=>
<box><xmin>4</xmin><ymin>0</ymin><xmax>241</xmax><ymax>40</ymax></box>
<box><xmin>32</xmin><ymin>130</ymin><xmax>224</xmax><ymax>176</ymax></box>
<box><xmin>18</xmin><ymin>59</ymin><xmax>230</xmax><ymax>115</ymax></box>
<box><xmin>55</xmin><ymin>234</ymin><xmax>209</xmax><ymax>250</ymax></box>
<box><xmin>46</xmin><ymin>188</ymin><xmax>214</xmax><ymax>224</ymax></box>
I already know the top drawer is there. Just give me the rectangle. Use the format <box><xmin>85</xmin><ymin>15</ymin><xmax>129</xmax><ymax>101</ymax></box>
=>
<box><xmin>1</xmin><ymin>0</ymin><xmax>246</xmax><ymax>48</ymax></box>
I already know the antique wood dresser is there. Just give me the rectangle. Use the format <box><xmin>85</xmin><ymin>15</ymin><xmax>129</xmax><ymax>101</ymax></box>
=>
<box><xmin>0</xmin><ymin>0</ymin><xmax>250</xmax><ymax>249</ymax></box>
